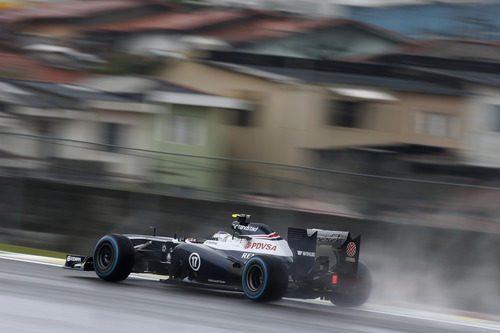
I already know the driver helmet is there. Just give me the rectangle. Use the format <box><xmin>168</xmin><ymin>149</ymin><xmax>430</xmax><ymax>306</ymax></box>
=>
<box><xmin>212</xmin><ymin>231</ymin><xmax>230</xmax><ymax>241</ymax></box>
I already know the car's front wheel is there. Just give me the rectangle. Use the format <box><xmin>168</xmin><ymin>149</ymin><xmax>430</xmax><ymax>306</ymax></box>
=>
<box><xmin>93</xmin><ymin>234</ymin><xmax>134</xmax><ymax>282</ymax></box>
<box><xmin>242</xmin><ymin>256</ymin><xmax>288</xmax><ymax>302</ymax></box>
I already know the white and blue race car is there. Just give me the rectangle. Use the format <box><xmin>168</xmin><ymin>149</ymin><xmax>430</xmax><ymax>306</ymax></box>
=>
<box><xmin>65</xmin><ymin>214</ymin><xmax>371</xmax><ymax>306</ymax></box>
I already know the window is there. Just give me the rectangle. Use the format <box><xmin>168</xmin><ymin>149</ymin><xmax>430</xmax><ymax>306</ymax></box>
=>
<box><xmin>37</xmin><ymin>120</ymin><xmax>54</xmax><ymax>158</ymax></box>
<box><xmin>236</xmin><ymin>110</ymin><xmax>251</xmax><ymax>127</ymax></box>
<box><xmin>415</xmin><ymin>112</ymin><xmax>457</xmax><ymax>138</ymax></box>
<box><xmin>161</xmin><ymin>112</ymin><xmax>206</xmax><ymax>146</ymax></box>
<box><xmin>102</xmin><ymin>122</ymin><xmax>127</xmax><ymax>152</ymax></box>
<box><xmin>328</xmin><ymin>100</ymin><xmax>363</xmax><ymax>128</ymax></box>
<box><xmin>488</xmin><ymin>105</ymin><xmax>500</xmax><ymax>132</ymax></box>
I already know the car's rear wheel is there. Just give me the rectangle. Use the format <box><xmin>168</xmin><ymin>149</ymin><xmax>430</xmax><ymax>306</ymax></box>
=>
<box><xmin>242</xmin><ymin>256</ymin><xmax>288</xmax><ymax>302</ymax></box>
<box><xmin>93</xmin><ymin>234</ymin><xmax>134</xmax><ymax>282</ymax></box>
<box><xmin>330</xmin><ymin>261</ymin><xmax>372</xmax><ymax>307</ymax></box>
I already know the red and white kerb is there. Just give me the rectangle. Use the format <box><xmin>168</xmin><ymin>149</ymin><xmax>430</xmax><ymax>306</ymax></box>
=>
<box><xmin>346</xmin><ymin>241</ymin><xmax>357</xmax><ymax>257</ymax></box>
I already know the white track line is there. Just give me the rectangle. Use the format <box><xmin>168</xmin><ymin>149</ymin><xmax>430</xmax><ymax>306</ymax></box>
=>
<box><xmin>0</xmin><ymin>252</ymin><xmax>168</xmax><ymax>281</ymax></box>
<box><xmin>1</xmin><ymin>251</ymin><xmax>499</xmax><ymax>331</ymax></box>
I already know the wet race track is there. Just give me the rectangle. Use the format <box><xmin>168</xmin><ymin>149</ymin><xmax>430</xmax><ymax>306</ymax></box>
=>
<box><xmin>0</xmin><ymin>254</ymin><xmax>499</xmax><ymax>333</ymax></box>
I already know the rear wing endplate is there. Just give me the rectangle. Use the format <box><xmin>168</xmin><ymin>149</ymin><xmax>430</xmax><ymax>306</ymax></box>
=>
<box><xmin>287</xmin><ymin>227</ymin><xmax>361</xmax><ymax>277</ymax></box>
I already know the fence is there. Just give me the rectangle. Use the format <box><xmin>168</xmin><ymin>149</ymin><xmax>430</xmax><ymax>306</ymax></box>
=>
<box><xmin>1</xmin><ymin>131</ymin><xmax>500</xmax><ymax>234</ymax></box>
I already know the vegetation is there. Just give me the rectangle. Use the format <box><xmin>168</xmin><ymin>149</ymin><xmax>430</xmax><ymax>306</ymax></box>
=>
<box><xmin>0</xmin><ymin>243</ymin><xmax>66</xmax><ymax>259</ymax></box>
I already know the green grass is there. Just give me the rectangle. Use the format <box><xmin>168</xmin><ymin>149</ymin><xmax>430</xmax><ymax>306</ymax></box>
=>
<box><xmin>0</xmin><ymin>244</ymin><xmax>66</xmax><ymax>259</ymax></box>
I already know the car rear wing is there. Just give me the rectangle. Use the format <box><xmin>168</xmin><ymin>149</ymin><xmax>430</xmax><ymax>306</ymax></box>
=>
<box><xmin>287</xmin><ymin>227</ymin><xmax>361</xmax><ymax>279</ymax></box>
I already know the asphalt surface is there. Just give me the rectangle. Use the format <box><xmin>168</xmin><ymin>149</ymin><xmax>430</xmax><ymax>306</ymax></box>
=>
<box><xmin>0</xmin><ymin>256</ymin><xmax>499</xmax><ymax>333</ymax></box>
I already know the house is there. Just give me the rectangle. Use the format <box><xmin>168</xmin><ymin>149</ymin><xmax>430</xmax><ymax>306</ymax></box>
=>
<box><xmin>84</xmin><ymin>8</ymin><xmax>412</xmax><ymax>61</ymax></box>
<box><xmin>79</xmin><ymin>75</ymin><xmax>251</xmax><ymax>192</ymax></box>
<box><xmin>0</xmin><ymin>77</ymin><xmax>250</xmax><ymax>193</ymax></box>
<box><xmin>157</xmin><ymin>51</ymin><xmax>467</xmax><ymax>196</ymax></box>
<box><xmin>160</xmin><ymin>51</ymin><xmax>466</xmax><ymax>162</ymax></box>
<box><xmin>372</xmin><ymin>53</ymin><xmax>500</xmax><ymax>168</ymax></box>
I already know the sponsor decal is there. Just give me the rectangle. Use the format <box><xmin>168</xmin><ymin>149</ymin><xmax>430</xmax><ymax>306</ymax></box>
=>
<box><xmin>207</xmin><ymin>279</ymin><xmax>226</xmax><ymax>284</ymax></box>
<box><xmin>297</xmin><ymin>250</ymin><xmax>315</xmax><ymax>257</ymax></box>
<box><xmin>248</xmin><ymin>242</ymin><xmax>277</xmax><ymax>251</ymax></box>
<box><xmin>241</xmin><ymin>252</ymin><xmax>255</xmax><ymax>259</ymax></box>
<box><xmin>346</xmin><ymin>241</ymin><xmax>357</xmax><ymax>257</ymax></box>
<box><xmin>236</xmin><ymin>225</ymin><xmax>259</xmax><ymax>232</ymax></box>
<box><xmin>252</xmin><ymin>232</ymin><xmax>281</xmax><ymax>240</ymax></box>
<box><xmin>66</xmin><ymin>256</ymin><xmax>82</xmax><ymax>262</ymax></box>
<box><xmin>244</xmin><ymin>242</ymin><xmax>251</xmax><ymax>249</ymax></box>
<box><xmin>345</xmin><ymin>257</ymin><xmax>356</xmax><ymax>263</ymax></box>
<box><xmin>188</xmin><ymin>252</ymin><xmax>201</xmax><ymax>271</ymax></box>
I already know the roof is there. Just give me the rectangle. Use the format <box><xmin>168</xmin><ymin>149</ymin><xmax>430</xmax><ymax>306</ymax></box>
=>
<box><xmin>11</xmin><ymin>80</ymin><xmax>128</xmax><ymax>102</ymax></box>
<box><xmin>0</xmin><ymin>0</ymin><xmax>149</xmax><ymax>24</ymax></box>
<box><xmin>0</xmin><ymin>80</ymin><xmax>58</xmax><ymax>108</ymax></box>
<box><xmin>92</xmin><ymin>9</ymin><xmax>252</xmax><ymax>33</ymax></box>
<box><xmin>381</xmin><ymin>39</ymin><xmax>500</xmax><ymax>62</ymax></box>
<box><xmin>372</xmin><ymin>54</ymin><xmax>500</xmax><ymax>79</ymax></box>
<box><xmin>0</xmin><ymin>53</ymin><xmax>86</xmax><ymax>83</ymax></box>
<box><xmin>400</xmin><ymin>68</ymin><xmax>500</xmax><ymax>88</ymax></box>
<box><xmin>202</xmin><ymin>17</ymin><xmax>335</xmax><ymax>43</ymax></box>
<box><xmin>203</xmin><ymin>17</ymin><xmax>411</xmax><ymax>45</ymax></box>
<box><xmin>202</xmin><ymin>51</ymin><xmax>464</xmax><ymax>96</ymax></box>
<box><xmin>78</xmin><ymin>75</ymin><xmax>212</xmax><ymax>96</ymax></box>
<box><xmin>215</xmin><ymin>62</ymin><xmax>465</xmax><ymax>95</ymax></box>
<box><xmin>155</xmin><ymin>81</ymin><xmax>212</xmax><ymax>96</ymax></box>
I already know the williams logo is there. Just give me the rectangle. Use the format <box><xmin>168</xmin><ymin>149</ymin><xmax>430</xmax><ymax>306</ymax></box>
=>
<box><xmin>297</xmin><ymin>250</ymin><xmax>315</xmax><ymax>257</ymax></box>
<box><xmin>189</xmin><ymin>252</ymin><xmax>201</xmax><ymax>271</ymax></box>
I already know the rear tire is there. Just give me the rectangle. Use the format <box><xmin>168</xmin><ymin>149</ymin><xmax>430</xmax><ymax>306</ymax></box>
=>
<box><xmin>93</xmin><ymin>234</ymin><xmax>134</xmax><ymax>282</ymax></box>
<box><xmin>330</xmin><ymin>261</ymin><xmax>372</xmax><ymax>307</ymax></box>
<box><xmin>242</xmin><ymin>256</ymin><xmax>288</xmax><ymax>302</ymax></box>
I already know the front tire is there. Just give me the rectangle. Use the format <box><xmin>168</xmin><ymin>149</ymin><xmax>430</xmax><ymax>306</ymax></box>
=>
<box><xmin>330</xmin><ymin>261</ymin><xmax>372</xmax><ymax>307</ymax></box>
<box><xmin>93</xmin><ymin>234</ymin><xmax>134</xmax><ymax>282</ymax></box>
<box><xmin>242</xmin><ymin>256</ymin><xmax>288</xmax><ymax>302</ymax></box>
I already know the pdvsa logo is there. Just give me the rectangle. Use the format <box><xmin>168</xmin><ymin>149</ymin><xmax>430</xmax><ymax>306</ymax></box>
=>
<box><xmin>248</xmin><ymin>242</ymin><xmax>277</xmax><ymax>251</ymax></box>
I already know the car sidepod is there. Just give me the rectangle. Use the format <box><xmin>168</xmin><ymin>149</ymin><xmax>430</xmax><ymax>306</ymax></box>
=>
<box><xmin>169</xmin><ymin>243</ymin><xmax>242</xmax><ymax>287</ymax></box>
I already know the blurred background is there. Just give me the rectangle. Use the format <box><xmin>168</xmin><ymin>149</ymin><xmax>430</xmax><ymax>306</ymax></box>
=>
<box><xmin>1</xmin><ymin>0</ymin><xmax>499</xmax><ymax>316</ymax></box>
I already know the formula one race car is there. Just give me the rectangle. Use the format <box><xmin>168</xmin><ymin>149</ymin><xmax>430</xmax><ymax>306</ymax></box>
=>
<box><xmin>65</xmin><ymin>214</ymin><xmax>372</xmax><ymax>306</ymax></box>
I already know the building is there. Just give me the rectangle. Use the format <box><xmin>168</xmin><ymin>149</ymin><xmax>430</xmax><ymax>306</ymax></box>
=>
<box><xmin>157</xmin><ymin>51</ymin><xmax>467</xmax><ymax>197</ymax></box>
<box><xmin>372</xmin><ymin>53</ymin><xmax>500</xmax><ymax>168</ymax></box>
<box><xmin>0</xmin><ymin>77</ymin><xmax>250</xmax><ymax>193</ymax></box>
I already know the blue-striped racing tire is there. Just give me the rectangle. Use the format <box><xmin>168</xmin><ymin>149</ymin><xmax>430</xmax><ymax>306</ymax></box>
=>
<box><xmin>242</xmin><ymin>256</ymin><xmax>288</xmax><ymax>302</ymax></box>
<box><xmin>93</xmin><ymin>234</ymin><xmax>134</xmax><ymax>282</ymax></box>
